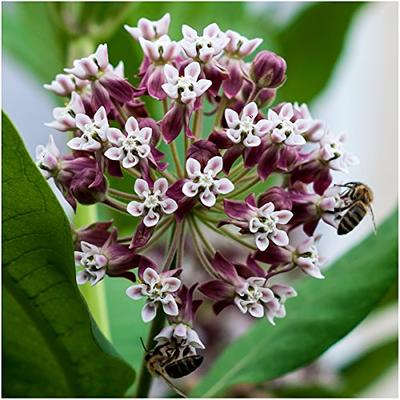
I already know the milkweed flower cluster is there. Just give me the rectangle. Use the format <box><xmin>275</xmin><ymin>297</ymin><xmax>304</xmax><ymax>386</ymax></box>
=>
<box><xmin>38</xmin><ymin>14</ymin><xmax>359</xmax><ymax>363</ymax></box>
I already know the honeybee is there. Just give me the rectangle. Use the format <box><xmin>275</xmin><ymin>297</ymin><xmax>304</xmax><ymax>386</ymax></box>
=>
<box><xmin>142</xmin><ymin>338</ymin><xmax>203</xmax><ymax>398</ymax></box>
<box><xmin>334</xmin><ymin>182</ymin><xmax>376</xmax><ymax>235</ymax></box>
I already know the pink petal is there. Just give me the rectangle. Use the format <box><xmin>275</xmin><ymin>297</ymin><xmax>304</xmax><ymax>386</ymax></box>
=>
<box><xmin>138</xmin><ymin>18</ymin><xmax>154</xmax><ymax>40</ymax></box>
<box><xmin>182</xmin><ymin>181</ymin><xmax>200</xmax><ymax>197</ymax></box>
<box><xmin>182</xmin><ymin>24</ymin><xmax>198</xmax><ymax>40</ymax></box>
<box><xmin>270</xmin><ymin>229</ymin><xmax>289</xmax><ymax>246</ymax></box>
<box><xmin>259</xmin><ymin>202</ymin><xmax>275</xmax><ymax>215</ymax></box>
<box><xmin>153</xmin><ymin>177</ymin><xmax>168</xmax><ymax>195</ymax></box>
<box><xmin>298</xmin><ymin>259</ymin><xmax>325</xmax><ymax>279</ymax></box>
<box><xmin>161</xmin><ymin>277</ymin><xmax>181</xmax><ymax>292</ymax></box>
<box><xmin>127</xmin><ymin>200</ymin><xmax>144</xmax><ymax>216</ymax></box>
<box><xmin>163</xmin><ymin>41</ymin><xmax>181</xmax><ymax>61</ymax></box>
<box><xmin>143</xmin><ymin>210</ymin><xmax>160</xmax><ymax>227</ymax></box>
<box><xmin>124</xmin><ymin>25</ymin><xmax>141</xmax><ymax>40</ymax></box>
<box><xmin>214</xmin><ymin>178</ymin><xmax>234</xmax><ymax>194</ymax></box>
<box><xmin>256</xmin><ymin>233</ymin><xmax>270</xmax><ymax>251</ymax></box>
<box><xmin>243</xmin><ymin>134</ymin><xmax>261</xmax><ymax>147</ymax></box>
<box><xmin>279</xmin><ymin>103</ymin><xmax>294</xmax><ymax>120</ymax></box>
<box><xmin>239</xmin><ymin>37</ymin><xmax>262</xmax><ymax>57</ymax></box>
<box><xmin>139</xmin><ymin>38</ymin><xmax>159</xmax><ymax>60</ymax></box>
<box><xmin>107</xmin><ymin>127</ymin><xmax>125</xmax><ymax>145</ymax></box>
<box><xmin>125</xmin><ymin>116</ymin><xmax>139</xmax><ymax>135</ymax></box>
<box><xmin>157</xmin><ymin>13</ymin><xmax>170</xmax><ymax>36</ymax></box>
<box><xmin>126</xmin><ymin>284</ymin><xmax>146</xmax><ymax>299</ymax></box>
<box><xmin>249</xmin><ymin>303</ymin><xmax>264</xmax><ymax>318</ymax></box>
<box><xmin>204</xmin><ymin>156</ymin><xmax>223</xmax><ymax>175</ymax></box>
<box><xmin>142</xmin><ymin>302</ymin><xmax>157</xmax><ymax>322</ymax></box>
<box><xmin>161</xmin><ymin>295</ymin><xmax>179</xmax><ymax>316</ymax></box>
<box><xmin>194</xmin><ymin>79</ymin><xmax>212</xmax><ymax>96</ymax></box>
<box><xmin>75</xmin><ymin>114</ymin><xmax>91</xmax><ymax>131</ymax></box>
<box><xmin>162</xmin><ymin>83</ymin><xmax>178</xmax><ymax>99</ymax></box>
<box><xmin>274</xmin><ymin>210</ymin><xmax>293</xmax><ymax>225</ymax></box>
<box><xmin>138</xmin><ymin>127</ymin><xmax>152</xmax><ymax>143</ymax></box>
<box><xmin>67</xmin><ymin>137</ymin><xmax>83</xmax><ymax>150</ymax></box>
<box><xmin>255</xmin><ymin>119</ymin><xmax>273</xmax><ymax>136</ymax></box>
<box><xmin>94</xmin><ymin>106</ymin><xmax>107</xmax><ymax>124</ymax></box>
<box><xmin>143</xmin><ymin>267</ymin><xmax>160</xmax><ymax>285</ymax></box>
<box><xmin>203</xmin><ymin>22</ymin><xmax>220</xmax><ymax>38</ymax></box>
<box><xmin>200</xmin><ymin>189</ymin><xmax>216</xmax><ymax>207</ymax></box>
<box><xmin>164</xmin><ymin>64</ymin><xmax>179</xmax><ymax>82</ymax></box>
<box><xmin>186</xmin><ymin>158</ymin><xmax>201</xmax><ymax>178</ymax></box>
<box><xmin>184</xmin><ymin>62</ymin><xmax>201</xmax><ymax>80</ymax></box>
<box><xmin>160</xmin><ymin>198</ymin><xmax>178</xmax><ymax>214</ymax></box>
<box><xmin>225</xmin><ymin>108</ymin><xmax>240</xmax><ymax>128</ymax></box>
<box><xmin>242</xmin><ymin>102</ymin><xmax>258</xmax><ymax>120</ymax></box>
<box><xmin>134</xmin><ymin>179</ymin><xmax>149</xmax><ymax>197</ymax></box>
<box><xmin>95</xmin><ymin>44</ymin><xmax>109</xmax><ymax>69</ymax></box>
<box><xmin>122</xmin><ymin>153</ymin><xmax>139</xmax><ymax>169</ymax></box>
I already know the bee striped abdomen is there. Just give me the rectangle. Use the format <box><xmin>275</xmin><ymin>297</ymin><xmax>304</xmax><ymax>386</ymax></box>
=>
<box><xmin>338</xmin><ymin>202</ymin><xmax>366</xmax><ymax>235</ymax></box>
<box><xmin>165</xmin><ymin>355</ymin><xmax>203</xmax><ymax>378</ymax></box>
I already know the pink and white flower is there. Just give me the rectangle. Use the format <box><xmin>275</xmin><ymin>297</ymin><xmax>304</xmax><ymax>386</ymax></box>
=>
<box><xmin>104</xmin><ymin>117</ymin><xmax>152</xmax><ymax>169</ymax></box>
<box><xmin>65</xmin><ymin>44</ymin><xmax>110</xmax><ymax>80</ymax></box>
<box><xmin>45</xmin><ymin>92</ymin><xmax>85</xmax><ymax>132</ymax></box>
<box><xmin>249</xmin><ymin>202</ymin><xmax>293</xmax><ymax>251</ymax></box>
<box><xmin>319</xmin><ymin>131</ymin><xmax>359</xmax><ymax>173</ymax></box>
<box><xmin>126</xmin><ymin>267</ymin><xmax>181</xmax><ymax>322</ymax></box>
<box><xmin>35</xmin><ymin>135</ymin><xmax>60</xmax><ymax>178</ymax></box>
<box><xmin>267</xmin><ymin>103</ymin><xmax>310</xmax><ymax>146</ymax></box>
<box><xmin>139</xmin><ymin>35</ymin><xmax>180</xmax><ymax>63</ymax></box>
<box><xmin>182</xmin><ymin>156</ymin><xmax>234</xmax><ymax>207</ymax></box>
<box><xmin>67</xmin><ymin>107</ymin><xmax>109</xmax><ymax>151</ymax></box>
<box><xmin>223</xmin><ymin>30</ymin><xmax>262</xmax><ymax>58</ymax></box>
<box><xmin>127</xmin><ymin>178</ymin><xmax>178</xmax><ymax>227</ymax></box>
<box><xmin>155</xmin><ymin>323</ymin><xmax>205</xmax><ymax>350</ymax></box>
<box><xmin>125</xmin><ymin>13</ymin><xmax>171</xmax><ymax>41</ymax></box>
<box><xmin>225</xmin><ymin>102</ymin><xmax>273</xmax><ymax>147</ymax></box>
<box><xmin>75</xmin><ymin>241</ymin><xmax>108</xmax><ymax>286</ymax></box>
<box><xmin>44</xmin><ymin>73</ymin><xmax>89</xmax><ymax>96</ymax></box>
<box><xmin>162</xmin><ymin>62</ymin><xmax>212</xmax><ymax>104</ymax></box>
<box><xmin>295</xmin><ymin>237</ymin><xmax>325</xmax><ymax>279</ymax></box>
<box><xmin>180</xmin><ymin>23</ymin><xmax>229</xmax><ymax>63</ymax></box>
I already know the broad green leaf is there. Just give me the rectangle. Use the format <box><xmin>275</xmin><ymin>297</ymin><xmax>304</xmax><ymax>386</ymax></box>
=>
<box><xmin>191</xmin><ymin>210</ymin><xmax>397</xmax><ymax>397</ymax></box>
<box><xmin>340</xmin><ymin>337</ymin><xmax>398</xmax><ymax>396</ymax></box>
<box><xmin>275</xmin><ymin>2</ymin><xmax>364</xmax><ymax>104</ymax></box>
<box><xmin>2</xmin><ymin>112</ymin><xmax>135</xmax><ymax>397</ymax></box>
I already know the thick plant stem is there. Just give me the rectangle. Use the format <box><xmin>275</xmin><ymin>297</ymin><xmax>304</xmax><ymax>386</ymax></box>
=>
<box><xmin>135</xmin><ymin>309</ymin><xmax>166</xmax><ymax>398</ymax></box>
<box><xmin>74</xmin><ymin>204</ymin><xmax>111</xmax><ymax>340</ymax></box>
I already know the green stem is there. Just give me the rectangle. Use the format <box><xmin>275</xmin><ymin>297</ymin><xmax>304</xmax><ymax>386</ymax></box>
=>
<box><xmin>192</xmin><ymin>109</ymin><xmax>203</xmax><ymax>138</ymax></box>
<box><xmin>213</xmin><ymin>95</ymin><xmax>228</xmax><ymax>129</ymax></box>
<box><xmin>74</xmin><ymin>204</ymin><xmax>111</xmax><ymax>340</ymax></box>
<box><xmin>171</xmin><ymin>141</ymin><xmax>184</xmax><ymax>178</ymax></box>
<box><xmin>108</xmin><ymin>187</ymin><xmax>139</xmax><ymax>201</ymax></box>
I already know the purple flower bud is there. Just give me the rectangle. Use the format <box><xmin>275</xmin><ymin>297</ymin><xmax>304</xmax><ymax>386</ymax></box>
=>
<box><xmin>186</xmin><ymin>140</ymin><xmax>220</xmax><ymax>168</ymax></box>
<box><xmin>73</xmin><ymin>221</ymin><xmax>113</xmax><ymax>249</ymax></box>
<box><xmin>250</xmin><ymin>50</ymin><xmax>287</xmax><ymax>89</ymax></box>
<box><xmin>69</xmin><ymin>164</ymin><xmax>107</xmax><ymax>205</ymax></box>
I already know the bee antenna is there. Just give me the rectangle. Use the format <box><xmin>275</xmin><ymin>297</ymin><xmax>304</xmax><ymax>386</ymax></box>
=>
<box><xmin>140</xmin><ymin>337</ymin><xmax>148</xmax><ymax>352</ymax></box>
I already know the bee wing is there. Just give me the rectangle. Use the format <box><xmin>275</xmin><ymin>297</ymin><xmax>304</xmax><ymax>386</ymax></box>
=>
<box><xmin>160</xmin><ymin>374</ymin><xmax>187</xmax><ymax>398</ymax></box>
<box><xmin>368</xmin><ymin>205</ymin><xmax>377</xmax><ymax>234</ymax></box>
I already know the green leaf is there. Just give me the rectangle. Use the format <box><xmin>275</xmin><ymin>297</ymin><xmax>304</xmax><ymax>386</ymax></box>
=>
<box><xmin>340</xmin><ymin>337</ymin><xmax>398</xmax><ymax>396</ymax></box>
<box><xmin>2</xmin><ymin>112</ymin><xmax>135</xmax><ymax>397</ymax></box>
<box><xmin>275</xmin><ymin>2</ymin><xmax>364</xmax><ymax>104</ymax></box>
<box><xmin>191</xmin><ymin>210</ymin><xmax>398</xmax><ymax>397</ymax></box>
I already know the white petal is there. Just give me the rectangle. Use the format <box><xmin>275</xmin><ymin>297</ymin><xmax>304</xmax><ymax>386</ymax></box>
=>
<box><xmin>204</xmin><ymin>156</ymin><xmax>223</xmax><ymax>175</ymax></box>
<box><xmin>214</xmin><ymin>178</ymin><xmax>234</xmax><ymax>194</ymax></box>
<box><xmin>143</xmin><ymin>267</ymin><xmax>160</xmax><ymax>286</ymax></box>
<box><xmin>142</xmin><ymin>302</ymin><xmax>157</xmax><ymax>322</ymax></box>
<box><xmin>154</xmin><ymin>178</ymin><xmax>169</xmax><ymax>195</ymax></box>
<box><xmin>144</xmin><ymin>209</ymin><xmax>160</xmax><ymax>227</ymax></box>
<box><xmin>125</xmin><ymin>116</ymin><xmax>139</xmax><ymax>135</ymax></box>
<box><xmin>182</xmin><ymin>181</ymin><xmax>199</xmax><ymax>197</ymax></box>
<box><xmin>126</xmin><ymin>284</ymin><xmax>146</xmax><ymax>299</ymax></box>
<box><xmin>160</xmin><ymin>198</ymin><xmax>178</xmax><ymax>214</ymax></box>
<box><xmin>249</xmin><ymin>303</ymin><xmax>264</xmax><ymax>318</ymax></box>
<box><xmin>127</xmin><ymin>201</ymin><xmax>144</xmax><ymax>216</ymax></box>
<box><xmin>134</xmin><ymin>179</ymin><xmax>149</xmax><ymax>197</ymax></box>
<box><xmin>242</xmin><ymin>102</ymin><xmax>258</xmax><ymax>120</ymax></box>
<box><xmin>184</xmin><ymin>62</ymin><xmax>201</xmax><ymax>81</ymax></box>
<box><xmin>225</xmin><ymin>108</ymin><xmax>240</xmax><ymax>128</ymax></box>
<box><xmin>255</xmin><ymin>233</ymin><xmax>270</xmax><ymax>251</ymax></box>
<box><xmin>270</xmin><ymin>229</ymin><xmax>289</xmax><ymax>247</ymax></box>
<box><xmin>107</xmin><ymin>127</ymin><xmax>125</xmax><ymax>145</ymax></box>
<box><xmin>200</xmin><ymin>188</ymin><xmax>216</xmax><ymax>207</ymax></box>
<box><xmin>186</xmin><ymin>158</ymin><xmax>201</xmax><ymax>178</ymax></box>
<box><xmin>104</xmin><ymin>147</ymin><xmax>123</xmax><ymax>161</ymax></box>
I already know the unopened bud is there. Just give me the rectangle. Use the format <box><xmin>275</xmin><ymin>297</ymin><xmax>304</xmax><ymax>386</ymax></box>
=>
<box><xmin>250</xmin><ymin>51</ymin><xmax>287</xmax><ymax>89</ymax></box>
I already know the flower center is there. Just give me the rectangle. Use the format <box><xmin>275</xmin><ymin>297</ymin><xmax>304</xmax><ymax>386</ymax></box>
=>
<box><xmin>177</xmin><ymin>77</ymin><xmax>194</xmax><ymax>93</ymax></box>
<box><xmin>276</xmin><ymin>119</ymin><xmax>294</xmax><ymax>138</ymax></box>
<box><xmin>143</xmin><ymin>193</ymin><xmax>161</xmax><ymax>209</ymax></box>
<box><xmin>195</xmin><ymin>37</ymin><xmax>213</xmax><ymax>50</ymax></box>
<box><xmin>123</xmin><ymin>136</ymin><xmax>141</xmax><ymax>152</ymax></box>
<box><xmin>82</xmin><ymin>123</ymin><xmax>102</xmax><ymax>142</ymax></box>
<box><xmin>239</xmin><ymin>116</ymin><xmax>255</xmax><ymax>134</ymax></box>
<box><xmin>258</xmin><ymin>215</ymin><xmax>277</xmax><ymax>234</ymax></box>
<box><xmin>197</xmin><ymin>172</ymin><xmax>215</xmax><ymax>188</ymax></box>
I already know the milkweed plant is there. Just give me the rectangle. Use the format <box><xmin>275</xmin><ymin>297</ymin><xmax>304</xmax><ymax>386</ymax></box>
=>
<box><xmin>37</xmin><ymin>12</ymin><xmax>360</xmax><ymax>394</ymax></box>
